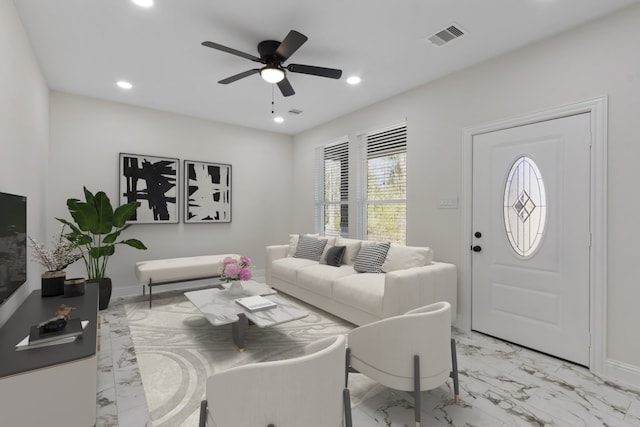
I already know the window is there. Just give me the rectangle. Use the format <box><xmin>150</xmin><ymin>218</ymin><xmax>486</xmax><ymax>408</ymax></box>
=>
<box><xmin>503</xmin><ymin>156</ymin><xmax>547</xmax><ymax>257</ymax></box>
<box><xmin>360</xmin><ymin>123</ymin><xmax>407</xmax><ymax>244</ymax></box>
<box><xmin>316</xmin><ymin>140</ymin><xmax>349</xmax><ymax>237</ymax></box>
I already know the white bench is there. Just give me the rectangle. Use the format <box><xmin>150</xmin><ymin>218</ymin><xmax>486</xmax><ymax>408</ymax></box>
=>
<box><xmin>135</xmin><ymin>254</ymin><xmax>239</xmax><ymax>307</ymax></box>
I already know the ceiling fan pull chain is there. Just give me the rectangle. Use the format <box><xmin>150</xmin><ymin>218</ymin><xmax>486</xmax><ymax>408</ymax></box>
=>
<box><xmin>271</xmin><ymin>84</ymin><xmax>275</xmax><ymax>115</ymax></box>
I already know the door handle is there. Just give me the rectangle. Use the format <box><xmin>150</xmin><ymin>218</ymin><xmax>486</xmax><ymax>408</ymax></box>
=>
<box><xmin>472</xmin><ymin>245</ymin><xmax>482</xmax><ymax>252</ymax></box>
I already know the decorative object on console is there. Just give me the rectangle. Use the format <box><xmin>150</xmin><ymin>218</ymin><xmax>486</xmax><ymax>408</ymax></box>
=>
<box><xmin>119</xmin><ymin>153</ymin><xmax>179</xmax><ymax>223</ymax></box>
<box><xmin>220</xmin><ymin>256</ymin><xmax>252</xmax><ymax>296</ymax></box>
<box><xmin>64</xmin><ymin>277</ymin><xmax>86</xmax><ymax>297</ymax></box>
<box><xmin>57</xmin><ymin>187</ymin><xmax>147</xmax><ymax>310</ymax></box>
<box><xmin>184</xmin><ymin>160</ymin><xmax>231</xmax><ymax>223</ymax></box>
<box><xmin>54</xmin><ymin>304</ymin><xmax>76</xmax><ymax>319</ymax></box>
<box><xmin>29</xmin><ymin>316</ymin><xmax>84</xmax><ymax>345</ymax></box>
<box><xmin>29</xmin><ymin>225</ymin><xmax>83</xmax><ymax>297</ymax></box>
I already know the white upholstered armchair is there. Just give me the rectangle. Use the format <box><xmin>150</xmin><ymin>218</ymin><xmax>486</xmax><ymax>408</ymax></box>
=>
<box><xmin>346</xmin><ymin>301</ymin><xmax>459</xmax><ymax>427</ymax></box>
<box><xmin>199</xmin><ymin>335</ymin><xmax>352</xmax><ymax>427</ymax></box>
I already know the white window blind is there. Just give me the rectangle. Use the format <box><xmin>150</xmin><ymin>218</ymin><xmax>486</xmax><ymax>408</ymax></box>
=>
<box><xmin>315</xmin><ymin>140</ymin><xmax>349</xmax><ymax>237</ymax></box>
<box><xmin>361</xmin><ymin>123</ymin><xmax>407</xmax><ymax>244</ymax></box>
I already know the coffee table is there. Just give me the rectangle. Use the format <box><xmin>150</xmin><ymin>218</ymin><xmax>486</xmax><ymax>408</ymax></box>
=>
<box><xmin>184</xmin><ymin>280</ymin><xmax>309</xmax><ymax>350</ymax></box>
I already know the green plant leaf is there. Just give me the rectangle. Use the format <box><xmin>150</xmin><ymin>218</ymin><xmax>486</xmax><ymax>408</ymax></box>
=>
<box><xmin>88</xmin><ymin>245</ymin><xmax>115</xmax><ymax>259</ymax></box>
<box><xmin>67</xmin><ymin>199</ymin><xmax>99</xmax><ymax>233</ymax></box>
<box><xmin>103</xmin><ymin>227</ymin><xmax>124</xmax><ymax>244</ymax></box>
<box><xmin>113</xmin><ymin>202</ymin><xmax>140</xmax><ymax>227</ymax></box>
<box><xmin>83</xmin><ymin>187</ymin><xmax>95</xmax><ymax>206</ymax></box>
<box><xmin>121</xmin><ymin>239</ymin><xmax>147</xmax><ymax>250</ymax></box>
<box><xmin>93</xmin><ymin>191</ymin><xmax>115</xmax><ymax>234</ymax></box>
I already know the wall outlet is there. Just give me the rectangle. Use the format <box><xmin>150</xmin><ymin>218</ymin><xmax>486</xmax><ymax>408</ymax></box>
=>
<box><xmin>439</xmin><ymin>197</ymin><xmax>458</xmax><ymax>209</ymax></box>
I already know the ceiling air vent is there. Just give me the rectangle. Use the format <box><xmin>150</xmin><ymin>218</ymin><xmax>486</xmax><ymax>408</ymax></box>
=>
<box><xmin>427</xmin><ymin>24</ymin><xmax>465</xmax><ymax>47</ymax></box>
<box><xmin>288</xmin><ymin>109</ymin><xmax>303</xmax><ymax>115</ymax></box>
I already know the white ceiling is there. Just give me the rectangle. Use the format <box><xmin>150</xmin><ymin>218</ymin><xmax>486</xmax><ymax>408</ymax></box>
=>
<box><xmin>13</xmin><ymin>0</ymin><xmax>637</xmax><ymax>135</ymax></box>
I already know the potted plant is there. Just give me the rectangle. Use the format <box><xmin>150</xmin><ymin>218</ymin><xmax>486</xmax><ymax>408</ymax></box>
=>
<box><xmin>57</xmin><ymin>187</ymin><xmax>147</xmax><ymax>309</ymax></box>
<box><xmin>28</xmin><ymin>225</ymin><xmax>83</xmax><ymax>297</ymax></box>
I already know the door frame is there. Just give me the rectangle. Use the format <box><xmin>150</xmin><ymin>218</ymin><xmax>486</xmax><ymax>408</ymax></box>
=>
<box><xmin>460</xmin><ymin>96</ymin><xmax>608</xmax><ymax>374</ymax></box>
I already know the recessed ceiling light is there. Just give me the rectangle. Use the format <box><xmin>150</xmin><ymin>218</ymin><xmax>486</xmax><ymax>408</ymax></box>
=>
<box><xmin>346</xmin><ymin>76</ymin><xmax>361</xmax><ymax>85</ymax></box>
<box><xmin>273</xmin><ymin>116</ymin><xmax>284</xmax><ymax>123</ymax></box>
<box><xmin>132</xmin><ymin>0</ymin><xmax>154</xmax><ymax>7</ymax></box>
<box><xmin>116</xmin><ymin>81</ymin><xmax>133</xmax><ymax>90</ymax></box>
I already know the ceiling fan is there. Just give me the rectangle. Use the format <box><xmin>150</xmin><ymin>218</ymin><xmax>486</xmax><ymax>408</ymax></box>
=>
<box><xmin>201</xmin><ymin>30</ymin><xmax>342</xmax><ymax>97</ymax></box>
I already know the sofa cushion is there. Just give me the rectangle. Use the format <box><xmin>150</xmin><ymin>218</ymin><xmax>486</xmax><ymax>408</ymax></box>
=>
<box><xmin>324</xmin><ymin>246</ymin><xmax>346</xmax><ymax>267</ymax></box>
<box><xmin>336</xmin><ymin>237</ymin><xmax>362</xmax><ymax>265</ymax></box>
<box><xmin>381</xmin><ymin>245</ymin><xmax>433</xmax><ymax>272</ymax></box>
<box><xmin>271</xmin><ymin>257</ymin><xmax>318</xmax><ymax>283</ymax></box>
<box><xmin>294</xmin><ymin>235</ymin><xmax>328</xmax><ymax>261</ymax></box>
<box><xmin>297</xmin><ymin>264</ymin><xmax>358</xmax><ymax>297</ymax></box>
<box><xmin>333</xmin><ymin>273</ymin><xmax>385</xmax><ymax>316</ymax></box>
<box><xmin>354</xmin><ymin>242</ymin><xmax>390</xmax><ymax>273</ymax></box>
<box><xmin>287</xmin><ymin>233</ymin><xmax>319</xmax><ymax>257</ymax></box>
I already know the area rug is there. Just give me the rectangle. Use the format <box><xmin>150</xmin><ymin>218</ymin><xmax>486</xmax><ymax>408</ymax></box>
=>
<box><xmin>126</xmin><ymin>291</ymin><xmax>384</xmax><ymax>426</ymax></box>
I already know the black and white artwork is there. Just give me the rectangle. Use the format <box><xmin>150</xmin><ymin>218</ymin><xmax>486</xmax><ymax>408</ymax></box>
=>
<box><xmin>120</xmin><ymin>153</ymin><xmax>179</xmax><ymax>223</ymax></box>
<box><xmin>184</xmin><ymin>160</ymin><xmax>231</xmax><ymax>223</ymax></box>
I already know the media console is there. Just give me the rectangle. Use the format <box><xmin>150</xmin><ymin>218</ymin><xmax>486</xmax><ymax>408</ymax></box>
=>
<box><xmin>0</xmin><ymin>283</ymin><xmax>99</xmax><ymax>426</ymax></box>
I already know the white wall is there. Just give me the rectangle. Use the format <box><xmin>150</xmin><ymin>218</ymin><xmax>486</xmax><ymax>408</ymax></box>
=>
<box><xmin>0</xmin><ymin>0</ymin><xmax>49</xmax><ymax>326</ymax></box>
<box><xmin>293</xmin><ymin>5</ymin><xmax>640</xmax><ymax>381</ymax></box>
<box><xmin>48</xmin><ymin>92</ymin><xmax>293</xmax><ymax>296</ymax></box>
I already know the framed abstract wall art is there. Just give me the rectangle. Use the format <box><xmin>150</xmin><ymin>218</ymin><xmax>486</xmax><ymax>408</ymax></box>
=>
<box><xmin>119</xmin><ymin>153</ymin><xmax>179</xmax><ymax>223</ymax></box>
<box><xmin>184</xmin><ymin>160</ymin><xmax>231</xmax><ymax>223</ymax></box>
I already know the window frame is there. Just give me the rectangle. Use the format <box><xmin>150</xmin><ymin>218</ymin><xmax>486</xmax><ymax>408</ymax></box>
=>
<box><xmin>315</xmin><ymin>139</ymin><xmax>350</xmax><ymax>237</ymax></box>
<box><xmin>357</xmin><ymin>122</ymin><xmax>407</xmax><ymax>244</ymax></box>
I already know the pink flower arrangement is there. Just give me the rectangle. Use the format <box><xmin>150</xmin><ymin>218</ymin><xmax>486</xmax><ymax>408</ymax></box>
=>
<box><xmin>220</xmin><ymin>256</ymin><xmax>252</xmax><ymax>282</ymax></box>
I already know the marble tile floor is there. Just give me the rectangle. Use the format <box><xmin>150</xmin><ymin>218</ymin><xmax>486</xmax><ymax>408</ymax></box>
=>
<box><xmin>96</xmin><ymin>291</ymin><xmax>640</xmax><ymax>426</ymax></box>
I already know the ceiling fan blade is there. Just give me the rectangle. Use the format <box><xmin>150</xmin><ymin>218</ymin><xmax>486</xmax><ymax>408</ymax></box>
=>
<box><xmin>287</xmin><ymin>64</ymin><xmax>342</xmax><ymax>79</ymax></box>
<box><xmin>275</xmin><ymin>30</ymin><xmax>308</xmax><ymax>61</ymax></box>
<box><xmin>202</xmin><ymin>41</ymin><xmax>262</xmax><ymax>63</ymax></box>
<box><xmin>277</xmin><ymin>77</ymin><xmax>295</xmax><ymax>97</ymax></box>
<box><xmin>218</xmin><ymin>69</ymin><xmax>260</xmax><ymax>84</ymax></box>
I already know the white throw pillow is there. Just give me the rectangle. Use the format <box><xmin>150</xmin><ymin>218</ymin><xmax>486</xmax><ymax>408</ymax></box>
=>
<box><xmin>381</xmin><ymin>245</ymin><xmax>433</xmax><ymax>272</ymax></box>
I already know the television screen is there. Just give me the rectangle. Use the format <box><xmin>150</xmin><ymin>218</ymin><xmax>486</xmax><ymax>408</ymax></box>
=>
<box><xmin>0</xmin><ymin>192</ymin><xmax>27</xmax><ymax>305</ymax></box>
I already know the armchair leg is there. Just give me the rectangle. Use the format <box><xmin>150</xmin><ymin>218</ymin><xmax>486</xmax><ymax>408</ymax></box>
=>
<box><xmin>450</xmin><ymin>338</ymin><xmax>460</xmax><ymax>404</ymax></box>
<box><xmin>345</xmin><ymin>347</ymin><xmax>351</xmax><ymax>388</ymax></box>
<box><xmin>343</xmin><ymin>388</ymin><xmax>353</xmax><ymax>427</ymax></box>
<box><xmin>199</xmin><ymin>400</ymin><xmax>207</xmax><ymax>427</ymax></box>
<box><xmin>414</xmin><ymin>355</ymin><xmax>421</xmax><ymax>427</ymax></box>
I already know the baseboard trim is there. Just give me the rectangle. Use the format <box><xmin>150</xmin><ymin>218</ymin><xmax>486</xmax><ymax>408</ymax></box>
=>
<box><xmin>606</xmin><ymin>358</ymin><xmax>640</xmax><ymax>391</ymax></box>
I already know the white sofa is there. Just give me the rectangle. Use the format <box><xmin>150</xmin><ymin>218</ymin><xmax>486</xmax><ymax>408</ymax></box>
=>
<box><xmin>266</xmin><ymin>235</ymin><xmax>457</xmax><ymax>326</ymax></box>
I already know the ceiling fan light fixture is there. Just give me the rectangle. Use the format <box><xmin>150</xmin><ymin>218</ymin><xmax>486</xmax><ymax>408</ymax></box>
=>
<box><xmin>116</xmin><ymin>80</ymin><xmax>133</xmax><ymax>90</ymax></box>
<box><xmin>260</xmin><ymin>66</ymin><xmax>285</xmax><ymax>83</ymax></box>
<box><xmin>131</xmin><ymin>0</ymin><xmax>154</xmax><ymax>8</ymax></box>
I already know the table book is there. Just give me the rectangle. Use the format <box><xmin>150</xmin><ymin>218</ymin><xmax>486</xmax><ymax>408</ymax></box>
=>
<box><xmin>16</xmin><ymin>320</ymin><xmax>89</xmax><ymax>351</ymax></box>
<box><xmin>235</xmin><ymin>295</ymin><xmax>277</xmax><ymax>312</ymax></box>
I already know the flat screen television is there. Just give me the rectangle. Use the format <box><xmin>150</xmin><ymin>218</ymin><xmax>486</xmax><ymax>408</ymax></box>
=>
<box><xmin>0</xmin><ymin>192</ymin><xmax>27</xmax><ymax>305</ymax></box>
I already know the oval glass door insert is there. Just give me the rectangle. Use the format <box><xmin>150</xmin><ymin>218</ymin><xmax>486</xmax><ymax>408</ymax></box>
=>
<box><xmin>503</xmin><ymin>156</ymin><xmax>547</xmax><ymax>257</ymax></box>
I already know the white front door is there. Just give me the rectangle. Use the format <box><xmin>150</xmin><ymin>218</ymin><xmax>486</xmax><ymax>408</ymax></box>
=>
<box><xmin>471</xmin><ymin>113</ymin><xmax>591</xmax><ymax>366</ymax></box>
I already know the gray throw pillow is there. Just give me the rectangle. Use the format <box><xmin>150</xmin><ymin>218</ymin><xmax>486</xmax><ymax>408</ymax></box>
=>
<box><xmin>293</xmin><ymin>235</ymin><xmax>328</xmax><ymax>261</ymax></box>
<box><xmin>353</xmin><ymin>242</ymin><xmax>391</xmax><ymax>273</ymax></box>
<box><xmin>325</xmin><ymin>246</ymin><xmax>346</xmax><ymax>267</ymax></box>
